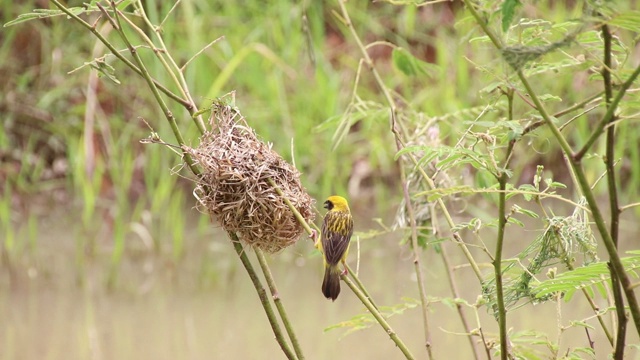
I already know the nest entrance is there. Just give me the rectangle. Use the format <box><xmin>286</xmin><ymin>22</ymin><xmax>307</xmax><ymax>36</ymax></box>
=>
<box><xmin>186</xmin><ymin>103</ymin><xmax>315</xmax><ymax>253</ymax></box>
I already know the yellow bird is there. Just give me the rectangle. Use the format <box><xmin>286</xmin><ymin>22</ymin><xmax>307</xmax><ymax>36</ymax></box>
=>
<box><xmin>320</xmin><ymin>195</ymin><xmax>354</xmax><ymax>301</ymax></box>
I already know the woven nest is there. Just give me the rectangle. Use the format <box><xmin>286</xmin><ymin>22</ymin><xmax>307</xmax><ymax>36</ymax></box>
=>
<box><xmin>185</xmin><ymin>103</ymin><xmax>315</xmax><ymax>253</ymax></box>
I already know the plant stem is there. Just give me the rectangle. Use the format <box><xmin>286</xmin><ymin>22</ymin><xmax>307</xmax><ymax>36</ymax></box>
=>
<box><xmin>133</xmin><ymin>1</ymin><xmax>207</xmax><ymax>133</ymax></box>
<box><xmin>345</xmin><ymin>263</ymin><xmax>379</xmax><ymax>309</ymax></box>
<box><xmin>575</xmin><ymin>61</ymin><xmax>640</xmax><ymax>160</ymax></box>
<box><xmin>99</xmin><ymin>2</ymin><xmax>199</xmax><ymax>174</ymax></box>
<box><xmin>491</xmin><ymin>88</ymin><xmax>516</xmax><ymax>360</ymax></box>
<box><xmin>336</xmin><ymin>0</ymin><xmax>484</xmax><ymax>287</ymax></box>
<box><xmin>232</xmin><ymin>240</ymin><xmax>297</xmax><ymax>360</ymax></box>
<box><xmin>49</xmin><ymin>0</ymin><xmax>191</xmax><ymax>109</ymax></box>
<box><xmin>462</xmin><ymin>0</ymin><xmax>640</xmax><ymax>339</ymax></box>
<box><xmin>400</xmin><ymin>167</ymin><xmax>434</xmax><ymax>359</ymax></box>
<box><xmin>341</xmin><ymin>274</ymin><xmax>416</xmax><ymax>360</ymax></box>
<box><xmin>255</xmin><ymin>249</ymin><xmax>305</xmax><ymax>360</ymax></box>
<box><xmin>601</xmin><ymin>23</ymin><xmax>626</xmax><ymax>359</ymax></box>
<box><xmin>51</xmin><ymin>3</ymin><xmax>304</xmax><ymax>358</ymax></box>
<box><xmin>440</xmin><ymin>244</ymin><xmax>480</xmax><ymax>359</ymax></box>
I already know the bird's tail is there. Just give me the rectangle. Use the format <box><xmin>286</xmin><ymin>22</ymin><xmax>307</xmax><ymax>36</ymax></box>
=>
<box><xmin>322</xmin><ymin>265</ymin><xmax>341</xmax><ymax>301</ymax></box>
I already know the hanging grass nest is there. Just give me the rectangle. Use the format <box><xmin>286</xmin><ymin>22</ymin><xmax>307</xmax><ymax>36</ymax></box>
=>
<box><xmin>186</xmin><ymin>103</ymin><xmax>315</xmax><ymax>253</ymax></box>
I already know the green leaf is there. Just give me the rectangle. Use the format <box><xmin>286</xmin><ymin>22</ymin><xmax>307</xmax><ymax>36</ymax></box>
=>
<box><xmin>395</xmin><ymin>145</ymin><xmax>429</xmax><ymax>160</ymax></box>
<box><xmin>514</xmin><ymin>206</ymin><xmax>539</xmax><ymax>219</ymax></box>
<box><xmin>4</xmin><ymin>12</ymin><xmax>44</xmax><ymax>27</ymax></box>
<box><xmin>392</xmin><ymin>48</ymin><xmax>437</xmax><ymax>77</ymax></box>
<box><xmin>4</xmin><ymin>6</ymin><xmax>97</xmax><ymax>27</ymax></box>
<box><xmin>501</xmin><ymin>0</ymin><xmax>521</xmax><ymax>32</ymax></box>
<box><xmin>90</xmin><ymin>60</ymin><xmax>121</xmax><ymax>85</ymax></box>
<box><xmin>606</xmin><ymin>11</ymin><xmax>640</xmax><ymax>33</ymax></box>
<box><xmin>508</xmin><ymin>217</ymin><xmax>525</xmax><ymax>227</ymax></box>
<box><xmin>532</xmin><ymin>252</ymin><xmax>640</xmax><ymax>299</ymax></box>
<box><xmin>538</xmin><ymin>94</ymin><xmax>562</xmax><ymax>102</ymax></box>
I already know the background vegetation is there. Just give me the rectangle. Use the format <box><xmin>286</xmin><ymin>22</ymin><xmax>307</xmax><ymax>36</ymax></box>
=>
<box><xmin>2</xmin><ymin>0</ymin><xmax>640</xmax><ymax>359</ymax></box>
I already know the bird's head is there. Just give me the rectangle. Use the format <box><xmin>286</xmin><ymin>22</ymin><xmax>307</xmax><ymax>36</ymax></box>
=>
<box><xmin>324</xmin><ymin>195</ymin><xmax>350</xmax><ymax>213</ymax></box>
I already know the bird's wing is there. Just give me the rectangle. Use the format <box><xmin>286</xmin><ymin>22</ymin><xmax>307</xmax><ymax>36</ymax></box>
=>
<box><xmin>321</xmin><ymin>212</ymin><xmax>353</xmax><ymax>265</ymax></box>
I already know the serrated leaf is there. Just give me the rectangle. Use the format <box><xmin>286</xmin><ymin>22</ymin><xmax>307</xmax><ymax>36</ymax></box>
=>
<box><xmin>501</xmin><ymin>0</ymin><xmax>521</xmax><ymax>32</ymax></box>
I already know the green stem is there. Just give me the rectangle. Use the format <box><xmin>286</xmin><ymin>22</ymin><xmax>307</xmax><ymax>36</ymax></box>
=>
<box><xmin>345</xmin><ymin>263</ymin><xmax>379</xmax><ymax>309</ymax></box>
<box><xmin>336</xmin><ymin>0</ymin><xmax>484</xmax><ymax>286</ymax></box>
<box><xmin>462</xmin><ymin>0</ymin><xmax>640</xmax><ymax>339</ymax></box>
<box><xmin>341</xmin><ymin>274</ymin><xmax>416</xmax><ymax>360</ymax></box>
<box><xmin>601</xmin><ymin>23</ymin><xmax>626</xmax><ymax>359</ymax></box>
<box><xmin>255</xmin><ymin>249</ymin><xmax>305</xmax><ymax>360</ymax></box>
<box><xmin>575</xmin><ymin>61</ymin><xmax>640</xmax><ymax>160</ymax></box>
<box><xmin>440</xmin><ymin>244</ymin><xmax>480</xmax><ymax>359</ymax></box>
<box><xmin>494</xmin><ymin>170</ymin><xmax>509</xmax><ymax>360</ymax></box>
<box><xmin>491</xmin><ymin>88</ymin><xmax>517</xmax><ymax>360</ymax></box>
<box><xmin>100</xmin><ymin>2</ymin><xmax>199</xmax><ymax>174</ymax></box>
<box><xmin>231</xmin><ymin>240</ymin><xmax>297</xmax><ymax>360</ymax></box>
<box><xmin>49</xmin><ymin>0</ymin><xmax>191</xmax><ymax>109</ymax></box>
<box><xmin>133</xmin><ymin>1</ymin><xmax>207</xmax><ymax>133</ymax></box>
<box><xmin>400</xmin><ymin>167</ymin><xmax>434</xmax><ymax>359</ymax></box>
<box><xmin>52</xmin><ymin>3</ymin><xmax>304</xmax><ymax>358</ymax></box>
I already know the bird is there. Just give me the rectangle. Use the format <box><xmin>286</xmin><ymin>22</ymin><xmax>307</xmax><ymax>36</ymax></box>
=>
<box><xmin>319</xmin><ymin>195</ymin><xmax>354</xmax><ymax>301</ymax></box>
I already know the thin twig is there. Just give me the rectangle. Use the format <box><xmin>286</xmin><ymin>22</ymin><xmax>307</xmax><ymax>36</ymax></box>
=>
<box><xmin>49</xmin><ymin>0</ymin><xmax>191</xmax><ymax>109</ymax></box>
<box><xmin>601</xmin><ymin>23</ymin><xmax>627</xmax><ymax>360</ymax></box>
<box><xmin>100</xmin><ymin>1</ymin><xmax>200</xmax><ymax>176</ymax></box>
<box><xmin>491</xmin><ymin>88</ymin><xmax>515</xmax><ymax>360</ymax></box>
<box><xmin>440</xmin><ymin>243</ymin><xmax>480</xmax><ymax>359</ymax></box>
<box><xmin>132</xmin><ymin>1</ymin><xmax>207</xmax><ymax>133</ymax></box>
<box><xmin>344</xmin><ymin>263</ymin><xmax>379</xmax><ymax>310</ymax></box>
<box><xmin>461</xmin><ymin>0</ymin><xmax>640</xmax><ymax>340</ymax></box>
<box><xmin>341</xmin><ymin>274</ymin><xmax>416</xmax><ymax>360</ymax></box>
<box><xmin>335</xmin><ymin>0</ymin><xmax>484</xmax><ymax>287</ymax></box>
<box><xmin>181</xmin><ymin>36</ymin><xmax>225</xmax><ymax>72</ymax></box>
<box><xmin>401</xmin><ymin>169</ymin><xmax>434</xmax><ymax>359</ymax></box>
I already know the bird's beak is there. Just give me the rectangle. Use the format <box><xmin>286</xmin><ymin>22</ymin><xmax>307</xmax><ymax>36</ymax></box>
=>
<box><xmin>323</xmin><ymin>201</ymin><xmax>330</xmax><ymax>210</ymax></box>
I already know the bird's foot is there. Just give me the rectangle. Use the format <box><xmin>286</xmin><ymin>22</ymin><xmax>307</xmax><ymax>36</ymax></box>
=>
<box><xmin>309</xmin><ymin>229</ymin><xmax>318</xmax><ymax>242</ymax></box>
<box><xmin>341</xmin><ymin>268</ymin><xmax>348</xmax><ymax>276</ymax></box>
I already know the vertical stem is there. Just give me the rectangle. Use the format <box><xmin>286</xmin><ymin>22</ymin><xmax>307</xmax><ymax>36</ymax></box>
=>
<box><xmin>601</xmin><ymin>23</ymin><xmax>627</xmax><ymax>359</ymax></box>
<box><xmin>440</xmin><ymin>245</ymin><xmax>480</xmax><ymax>359</ymax></box>
<box><xmin>494</xmin><ymin>170</ymin><xmax>509</xmax><ymax>360</ymax></box>
<box><xmin>255</xmin><ymin>249</ymin><xmax>305</xmax><ymax>360</ymax></box>
<box><xmin>491</xmin><ymin>88</ymin><xmax>516</xmax><ymax>360</ymax></box>
<box><xmin>100</xmin><ymin>2</ymin><xmax>199</xmax><ymax>174</ymax></box>
<box><xmin>49</xmin><ymin>0</ymin><xmax>191</xmax><ymax>108</ymax></box>
<box><xmin>336</xmin><ymin>0</ymin><xmax>484</xmax><ymax>290</ymax></box>
<box><xmin>401</xmin><ymin>171</ymin><xmax>434</xmax><ymax>359</ymax></box>
<box><xmin>133</xmin><ymin>0</ymin><xmax>207</xmax><ymax>133</ymax></box>
<box><xmin>232</xmin><ymin>240</ymin><xmax>297</xmax><ymax>360</ymax></box>
<box><xmin>460</xmin><ymin>0</ymin><xmax>640</xmax><ymax>336</ymax></box>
